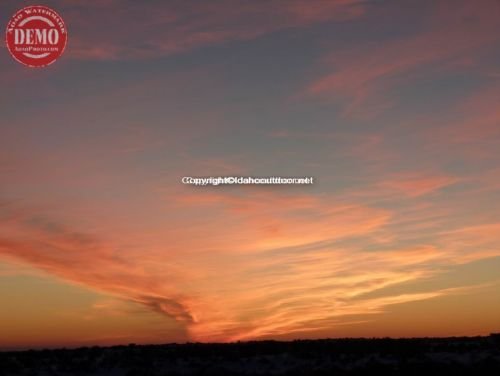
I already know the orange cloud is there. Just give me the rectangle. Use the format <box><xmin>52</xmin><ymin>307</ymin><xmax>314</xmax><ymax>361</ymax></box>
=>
<box><xmin>2</xmin><ymin>0</ymin><xmax>500</xmax><ymax>348</ymax></box>
<box><xmin>437</xmin><ymin>223</ymin><xmax>500</xmax><ymax>263</ymax></box>
<box><xmin>171</xmin><ymin>190</ymin><xmax>391</xmax><ymax>251</ymax></box>
<box><xmin>2</xmin><ymin>187</ymin><xmax>497</xmax><ymax>343</ymax></box>
<box><xmin>0</xmin><ymin>202</ymin><xmax>196</xmax><ymax>324</ymax></box>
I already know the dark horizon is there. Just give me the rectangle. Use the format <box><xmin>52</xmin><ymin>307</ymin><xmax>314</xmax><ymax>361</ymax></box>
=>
<box><xmin>2</xmin><ymin>335</ymin><xmax>500</xmax><ymax>376</ymax></box>
<box><xmin>1</xmin><ymin>333</ymin><xmax>499</xmax><ymax>353</ymax></box>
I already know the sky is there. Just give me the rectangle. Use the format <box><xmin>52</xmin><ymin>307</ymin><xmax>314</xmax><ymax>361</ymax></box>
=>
<box><xmin>0</xmin><ymin>0</ymin><xmax>500</xmax><ymax>349</ymax></box>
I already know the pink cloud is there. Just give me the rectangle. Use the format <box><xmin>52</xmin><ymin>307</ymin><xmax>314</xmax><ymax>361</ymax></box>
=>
<box><xmin>436</xmin><ymin>84</ymin><xmax>500</xmax><ymax>144</ymax></box>
<box><xmin>61</xmin><ymin>0</ymin><xmax>365</xmax><ymax>61</ymax></box>
<box><xmin>304</xmin><ymin>0</ymin><xmax>500</xmax><ymax>118</ymax></box>
<box><xmin>379</xmin><ymin>173</ymin><xmax>458</xmax><ymax>197</ymax></box>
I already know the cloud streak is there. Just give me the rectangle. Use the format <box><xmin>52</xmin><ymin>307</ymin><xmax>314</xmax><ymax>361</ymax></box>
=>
<box><xmin>1</xmin><ymin>0</ymin><xmax>500</xmax><ymax>346</ymax></box>
<box><xmin>1</xmin><ymin>186</ymin><xmax>498</xmax><ymax>342</ymax></box>
<box><xmin>304</xmin><ymin>0</ymin><xmax>500</xmax><ymax>118</ymax></box>
<box><xmin>56</xmin><ymin>0</ymin><xmax>366</xmax><ymax>60</ymax></box>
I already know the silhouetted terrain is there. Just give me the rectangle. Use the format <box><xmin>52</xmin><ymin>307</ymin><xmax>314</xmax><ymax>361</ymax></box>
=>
<box><xmin>1</xmin><ymin>335</ymin><xmax>500</xmax><ymax>375</ymax></box>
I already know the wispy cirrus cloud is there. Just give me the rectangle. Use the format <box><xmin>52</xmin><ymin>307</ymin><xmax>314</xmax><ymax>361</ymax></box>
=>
<box><xmin>1</xmin><ymin>188</ymin><xmax>498</xmax><ymax>342</ymax></box>
<box><xmin>2</xmin><ymin>0</ymin><xmax>500</xmax><ymax>347</ymax></box>
<box><xmin>425</xmin><ymin>83</ymin><xmax>500</xmax><ymax>149</ymax></box>
<box><xmin>49</xmin><ymin>0</ymin><xmax>366</xmax><ymax>61</ymax></box>
<box><xmin>172</xmin><ymin>190</ymin><xmax>391</xmax><ymax>251</ymax></box>
<box><xmin>0</xmin><ymin>201</ymin><xmax>196</xmax><ymax>324</ymax></box>
<box><xmin>379</xmin><ymin>173</ymin><xmax>458</xmax><ymax>197</ymax></box>
<box><xmin>304</xmin><ymin>0</ymin><xmax>500</xmax><ymax>118</ymax></box>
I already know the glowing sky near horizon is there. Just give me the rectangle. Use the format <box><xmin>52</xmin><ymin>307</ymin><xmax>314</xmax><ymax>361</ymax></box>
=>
<box><xmin>1</xmin><ymin>0</ymin><xmax>500</xmax><ymax>349</ymax></box>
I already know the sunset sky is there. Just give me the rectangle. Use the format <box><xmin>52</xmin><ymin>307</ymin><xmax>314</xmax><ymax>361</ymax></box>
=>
<box><xmin>1</xmin><ymin>0</ymin><xmax>500</xmax><ymax>350</ymax></box>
